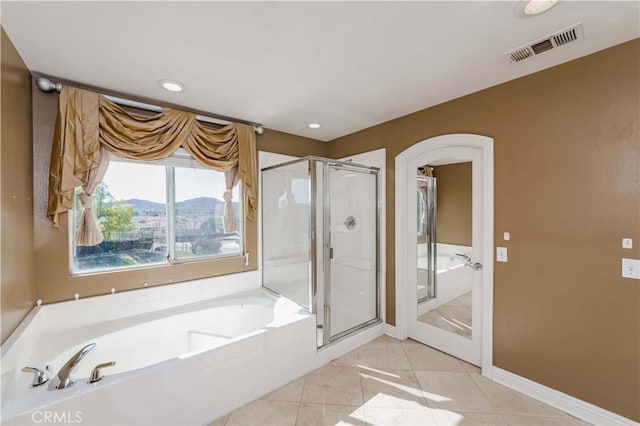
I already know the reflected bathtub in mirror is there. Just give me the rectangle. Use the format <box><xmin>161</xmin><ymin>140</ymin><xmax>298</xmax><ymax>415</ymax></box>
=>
<box><xmin>416</xmin><ymin>162</ymin><xmax>473</xmax><ymax>339</ymax></box>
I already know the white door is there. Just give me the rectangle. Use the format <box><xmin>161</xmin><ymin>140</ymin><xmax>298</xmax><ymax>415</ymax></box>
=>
<box><xmin>396</xmin><ymin>134</ymin><xmax>494</xmax><ymax>368</ymax></box>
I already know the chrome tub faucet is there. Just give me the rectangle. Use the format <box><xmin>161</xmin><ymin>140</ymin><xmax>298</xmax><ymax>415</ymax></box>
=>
<box><xmin>49</xmin><ymin>343</ymin><xmax>96</xmax><ymax>390</ymax></box>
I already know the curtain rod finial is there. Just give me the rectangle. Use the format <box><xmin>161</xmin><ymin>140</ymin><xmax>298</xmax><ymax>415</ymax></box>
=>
<box><xmin>36</xmin><ymin>78</ymin><xmax>62</xmax><ymax>93</ymax></box>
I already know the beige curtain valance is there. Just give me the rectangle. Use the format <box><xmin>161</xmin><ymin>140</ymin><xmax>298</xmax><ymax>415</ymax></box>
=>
<box><xmin>48</xmin><ymin>86</ymin><xmax>257</xmax><ymax>242</ymax></box>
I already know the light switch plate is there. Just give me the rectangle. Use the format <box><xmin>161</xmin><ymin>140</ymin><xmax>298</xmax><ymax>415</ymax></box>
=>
<box><xmin>622</xmin><ymin>258</ymin><xmax>640</xmax><ymax>279</ymax></box>
<box><xmin>622</xmin><ymin>238</ymin><xmax>633</xmax><ymax>249</ymax></box>
<box><xmin>497</xmin><ymin>247</ymin><xmax>508</xmax><ymax>262</ymax></box>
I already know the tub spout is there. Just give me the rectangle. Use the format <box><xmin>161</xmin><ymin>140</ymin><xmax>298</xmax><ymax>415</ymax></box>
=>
<box><xmin>50</xmin><ymin>343</ymin><xmax>96</xmax><ymax>390</ymax></box>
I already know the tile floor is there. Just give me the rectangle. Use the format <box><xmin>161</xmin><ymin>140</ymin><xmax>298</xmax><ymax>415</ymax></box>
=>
<box><xmin>210</xmin><ymin>336</ymin><xmax>589</xmax><ymax>426</ymax></box>
<box><xmin>419</xmin><ymin>292</ymin><xmax>473</xmax><ymax>338</ymax></box>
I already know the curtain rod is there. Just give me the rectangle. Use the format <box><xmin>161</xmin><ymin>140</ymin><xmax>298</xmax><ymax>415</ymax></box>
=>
<box><xmin>35</xmin><ymin>77</ymin><xmax>264</xmax><ymax>135</ymax></box>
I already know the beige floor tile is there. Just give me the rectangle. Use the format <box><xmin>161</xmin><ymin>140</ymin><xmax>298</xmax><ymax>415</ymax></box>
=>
<box><xmin>419</xmin><ymin>292</ymin><xmax>473</xmax><ymax>338</ymax></box>
<box><xmin>224</xmin><ymin>337</ymin><xmax>581</xmax><ymax>426</ymax></box>
<box><xmin>470</xmin><ymin>375</ymin><xmax>570</xmax><ymax>418</ymax></box>
<box><xmin>206</xmin><ymin>413</ymin><xmax>230</xmax><ymax>426</ymax></box>
<box><xmin>226</xmin><ymin>400</ymin><xmax>299</xmax><ymax>425</ymax></box>
<box><xmin>419</xmin><ymin>312</ymin><xmax>471</xmax><ymax>338</ymax></box>
<box><xmin>431</xmin><ymin>409</ymin><xmax>507</xmax><ymax>425</ymax></box>
<box><xmin>415</xmin><ymin>371</ymin><xmax>494</xmax><ymax>413</ymax></box>
<box><xmin>330</xmin><ymin>350</ymin><xmax>360</xmax><ymax>367</ymax></box>
<box><xmin>364</xmin><ymin>335</ymin><xmax>404</xmax><ymax>347</ymax></box>
<box><xmin>460</xmin><ymin>361</ymin><xmax>482</xmax><ymax>375</ymax></box>
<box><xmin>501</xmin><ymin>414</ymin><xmax>591</xmax><ymax>425</ymax></box>
<box><xmin>363</xmin><ymin>407</ymin><xmax>438</xmax><ymax>426</ymax></box>
<box><xmin>302</xmin><ymin>366</ymin><xmax>364</xmax><ymax>406</ymax></box>
<box><xmin>359</xmin><ymin>343</ymin><xmax>412</xmax><ymax>370</ymax></box>
<box><xmin>264</xmin><ymin>377</ymin><xmax>306</xmax><ymax>402</ymax></box>
<box><xmin>296</xmin><ymin>403</ymin><xmax>365</xmax><ymax>426</ymax></box>
<box><xmin>402</xmin><ymin>343</ymin><xmax>466</xmax><ymax>372</ymax></box>
<box><xmin>361</xmin><ymin>367</ymin><xmax>429</xmax><ymax>409</ymax></box>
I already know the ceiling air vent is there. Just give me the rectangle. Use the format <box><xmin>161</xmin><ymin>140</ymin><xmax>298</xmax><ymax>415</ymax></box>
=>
<box><xmin>505</xmin><ymin>23</ymin><xmax>584</xmax><ymax>63</ymax></box>
<box><xmin>508</xmin><ymin>48</ymin><xmax>533</xmax><ymax>63</ymax></box>
<box><xmin>553</xmin><ymin>27</ymin><xmax>578</xmax><ymax>46</ymax></box>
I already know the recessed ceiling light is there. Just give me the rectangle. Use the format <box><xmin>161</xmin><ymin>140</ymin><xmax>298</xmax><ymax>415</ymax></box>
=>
<box><xmin>158</xmin><ymin>79</ymin><xmax>184</xmax><ymax>92</ymax></box>
<box><xmin>523</xmin><ymin>0</ymin><xmax>558</xmax><ymax>15</ymax></box>
<box><xmin>308</xmin><ymin>123</ymin><xmax>322</xmax><ymax>129</ymax></box>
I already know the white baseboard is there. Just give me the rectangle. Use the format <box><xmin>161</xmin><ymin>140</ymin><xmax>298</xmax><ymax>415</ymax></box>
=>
<box><xmin>491</xmin><ymin>367</ymin><xmax>639</xmax><ymax>426</ymax></box>
<box><xmin>384</xmin><ymin>323</ymin><xmax>397</xmax><ymax>338</ymax></box>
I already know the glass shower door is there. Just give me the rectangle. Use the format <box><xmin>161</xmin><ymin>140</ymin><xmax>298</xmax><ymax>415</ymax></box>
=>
<box><xmin>262</xmin><ymin>157</ymin><xmax>380</xmax><ymax>349</ymax></box>
<box><xmin>261</xmin><ymin>161</ymin><xmax>312</xmax><ymax>310</ymax></box>
<box><xmin>326</xmin><ymin>165</ymin><xmax>378</xmax><ymax>341</ymax></box>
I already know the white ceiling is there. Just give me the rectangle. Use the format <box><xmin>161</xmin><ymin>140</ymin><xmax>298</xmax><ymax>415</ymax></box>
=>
<box><xmin>2</xmin><ymin>1</ymin><xmax>638</xmax><ymax>141</ymax></box>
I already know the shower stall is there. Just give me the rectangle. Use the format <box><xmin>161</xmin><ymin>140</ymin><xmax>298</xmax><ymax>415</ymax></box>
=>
<box><xmin>261</xmin><ymin>157</ymin><xmax>380</xmax><ymax>348</ymax></box>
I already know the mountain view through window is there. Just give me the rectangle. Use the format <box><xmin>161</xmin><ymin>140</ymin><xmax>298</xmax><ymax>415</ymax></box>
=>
<box><xmin>72</xmin><ymin>160</ymin><xmax>241</xmax><ymax>274</ymax></box>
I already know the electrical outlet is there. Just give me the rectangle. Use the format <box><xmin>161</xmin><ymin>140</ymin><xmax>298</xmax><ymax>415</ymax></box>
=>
<box><xmin>622</xmin><ymin>258</ymin><xmax>640</xmax><ymax>279</ymax></box>
<box><xmin>622</xmin><ymin>238</ymin><xmax>633</xmax><ymax>249</ymax></box>
<box><xmin>497</xmin><ymin>247</ymin><xmax>508</xmax><ymax>262</ymax></box>
<box><xmin>503</xmin><ymin>232</ymin><xmax>510</xmax><ymax>241</ymax></box>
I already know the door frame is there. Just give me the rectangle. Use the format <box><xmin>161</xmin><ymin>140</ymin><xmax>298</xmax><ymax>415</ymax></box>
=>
<box><xmin>394</xmin><ymin>134</ymin><xmax>494</xmax><ymax>377</ymax></box>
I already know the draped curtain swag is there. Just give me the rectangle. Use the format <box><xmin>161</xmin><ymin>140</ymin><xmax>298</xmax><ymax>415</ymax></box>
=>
<box><xmin>74</xmin><ymin>147</ymin><xmax>110</xmax><ymax>246</ymax></box>
<box><xmin>48</xmin><ymin>86</ymin><xmax>257</xmax><ymax>246</ymax></box>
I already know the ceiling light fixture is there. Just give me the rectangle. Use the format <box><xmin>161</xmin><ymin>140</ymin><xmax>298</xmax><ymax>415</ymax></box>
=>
<box><xmin>158</xmin><ymin>79</ymin><xmax>185</xmax><ymax>92</ymax></box>
<box><xmin>523</xmin><ymin>0</ymin><xmax>558</xmax><ymax>15</ymax></box>
<box><xmin>308</xmin><ymin>123</ymin><xmax>322</xmax><ymax>129</ymax></box>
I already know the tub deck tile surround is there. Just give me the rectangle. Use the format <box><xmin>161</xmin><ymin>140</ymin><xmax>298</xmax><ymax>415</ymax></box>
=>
<box><xmin>215</xmin><ymin>336</ymin><xmax>590</xmax><ymax>426</ymax></box>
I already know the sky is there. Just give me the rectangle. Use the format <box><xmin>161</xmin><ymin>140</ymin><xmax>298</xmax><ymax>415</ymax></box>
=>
<box><xmin>103</xmin><ymin>161</ymin><xmax>239</xmax><ymax>203</ymax></box>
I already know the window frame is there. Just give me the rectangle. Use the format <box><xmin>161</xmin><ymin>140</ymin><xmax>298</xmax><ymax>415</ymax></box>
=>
<box><xmin>68</xmin><ymin>152</ymin><xmax>244</xmax><ymax>276</ymax></box>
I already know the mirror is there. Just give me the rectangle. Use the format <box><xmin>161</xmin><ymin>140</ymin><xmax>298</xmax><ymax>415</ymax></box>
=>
<box><xmin>416</xmin><ymin>162</ymin><xmax>473</xmax><ymax>338</ymax></box>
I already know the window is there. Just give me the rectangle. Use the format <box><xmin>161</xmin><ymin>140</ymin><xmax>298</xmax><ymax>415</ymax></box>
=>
<box><xmin>71</xmin><ymin>154</ymin><xmax>242</xmax><ymax>274</ymax></box>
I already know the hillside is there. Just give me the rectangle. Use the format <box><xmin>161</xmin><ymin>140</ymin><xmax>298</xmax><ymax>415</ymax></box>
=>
<box><xmin>126</xmin><ymin>198</ymin><xmax>165</xmax><ymax>212</ymax></box>
<box><xmin>176</xmin><ymin>197</ymin><xmax>222</xmax><ymax>211</ymax></box>
<box><xmin>123</xmin><ymin>197</ymin><xmax>228</xmax><ymax>214</ymax></box>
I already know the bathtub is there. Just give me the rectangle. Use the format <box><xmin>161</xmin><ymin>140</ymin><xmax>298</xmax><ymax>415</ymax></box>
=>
<box><xmin>40</xmin><ymin>294</ymin><xmax>298</xmax><ymax>379</ymax></box>
<box><xmin>1</xmin><ymin>272</ymin><xmax>316</xmax><ymax>425</ymax></box>
<box><xmin>435</xmin><ymin>253</ymin><xmax>466</xmax><ymax>274</ymax></box>
<box><xmin>1</xmin><ymin>271</ymin><xmax>384</xmax><ymax>425</ymax></box>
<box><xmin>417</xmin><ymin>243</ymin><xmax>473</xmax><ymax>315</ymax></box>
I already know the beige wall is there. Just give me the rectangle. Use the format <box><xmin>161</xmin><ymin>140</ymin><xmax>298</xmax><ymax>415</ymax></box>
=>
<box><xmin>1</xmin><ymin>28</ymin><xmax>35</xmax><ymax>343</ymax></box>
<box><xmin>433</xmin><ymin>162</ymin><xmax>472</xmax><ymax>246</ymax></box>
<box><xmin>31</xmin><ymin>86</ymin><xmax>326</xmax><ymax>303</ymax></box>
<box><xmin>258</xmin><ymin>128</ymin><xmax>328</xmax><ymax>158</ymax></box>
<box><xmin>328</xmin><ymin>39</ymin><xmax>640</xmax><ymax>421</ymax></box>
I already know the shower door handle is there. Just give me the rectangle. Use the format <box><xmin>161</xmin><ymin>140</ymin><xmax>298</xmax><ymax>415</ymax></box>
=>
<box><xmin>329</xmin><ymin>247</ymin><xmax>334</xmax><ymax>259</ymax></box>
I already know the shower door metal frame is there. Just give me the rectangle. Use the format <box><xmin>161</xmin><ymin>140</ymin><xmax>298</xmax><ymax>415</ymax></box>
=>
<box><xmin>417</xmin><ymin>175</ymin><xmax>437</xmax><ymax>304</ymax></box>
<box><xmin>260</xmin><ymin>156</ymin><xmax>381</xmax><ymax>349</ymax></box>
<box><xmin>310</xmin><ymin>161</ymin><xmax>320</xmax><ymax>345</ymax></box>
<box><xmin>321</xmin><ymin>162</ymin><xmax>381</xmax><ymax>347</ymax></box>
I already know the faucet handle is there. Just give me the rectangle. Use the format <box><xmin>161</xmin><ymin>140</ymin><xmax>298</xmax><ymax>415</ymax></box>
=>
<box><xmin>88</xmin><ymin>361</ymin><xmax>116</xmax><ymax>384</ymax></box>
<box><xmin>455</xmin><ymin>252</ymin><xmax>471</xmax><ymax>261</ymax></box>
<box><xmin>23</xmin><ymin>366</ymin><xmax>50</xmax><ymax>387</ymax></box>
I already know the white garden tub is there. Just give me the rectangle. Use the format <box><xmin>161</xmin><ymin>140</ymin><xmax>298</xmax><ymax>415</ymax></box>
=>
<box><xmin>40</xmin><ymin>294</ymin><xmax>296</xmax><ymax>379</ymax></box>
<box><xmin>417</xmin><ymin>243</ymin><xmax>473</xmax><ymax>315</ymax></box>
<box><xmin>0</xmin><ymin>272</ymin><xmax>319</xmax><ymax>425</ymax></box>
